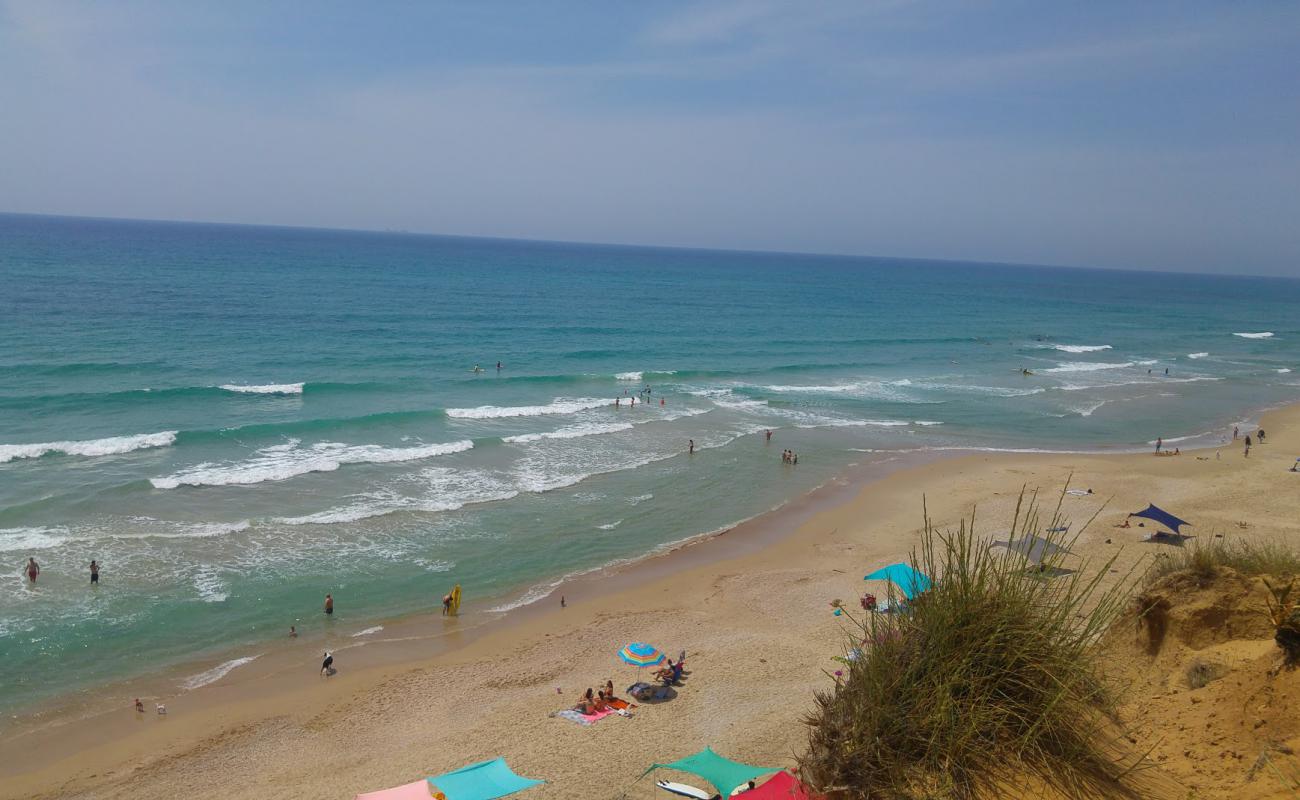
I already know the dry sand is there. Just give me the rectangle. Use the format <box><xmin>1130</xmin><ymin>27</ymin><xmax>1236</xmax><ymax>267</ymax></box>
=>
<box><xmin>4</xmin><ymin>406</ymin><xmax>1300</xmax><ymax>799</ymax></box>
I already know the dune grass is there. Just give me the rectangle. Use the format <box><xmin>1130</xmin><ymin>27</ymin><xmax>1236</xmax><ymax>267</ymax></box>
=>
<box><xmin>799</xmin><ymin>488</ymin><xmax>1145</xmax><ymax>799</ymax></box>
<box><xmin>1142</xmin><ymin>537</ymin><xmax>1300</xmax><ymax>587</ymax></box>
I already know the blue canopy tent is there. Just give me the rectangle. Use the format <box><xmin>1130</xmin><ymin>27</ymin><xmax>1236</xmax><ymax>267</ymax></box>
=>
<box><xmin>1129</xmin><ymin>504</ymin><xmax>1194</xmax><ymax>545</ymax></box>
<box><xmin>1129</xmin><ymin>504</ymin><xmax>1190</xmax><ymax>534</ymax></box>
<box><xmin>427</xmin><ymin>758</ymin><xmax>543</xmax><ymax>800</ymax></box>
<box><xmin>863</xmin><ymin>563</ymin><xmax>932</xmax><ymax>600</ymax></box>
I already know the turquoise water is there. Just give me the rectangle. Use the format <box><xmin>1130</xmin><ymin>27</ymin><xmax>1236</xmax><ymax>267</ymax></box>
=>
<box><xmin>2</xmin><ymin>212</ymin><xmax>1298</xmax><ymax>714</ymax></box>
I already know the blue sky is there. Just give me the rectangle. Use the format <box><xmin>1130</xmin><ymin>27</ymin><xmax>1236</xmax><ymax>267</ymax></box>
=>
<box><xmin>1</xmin><ymin>1</ymin><xmax>1297</xmax><ymax>274</ymax></box>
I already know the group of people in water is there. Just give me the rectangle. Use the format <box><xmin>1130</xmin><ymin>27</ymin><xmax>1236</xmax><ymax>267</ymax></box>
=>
<box><xmin>615</xmin><ymin>386</ymin><xmax>664</xmax><ymax>408</ymax></box>
<box><xmin>20</xmin><ymin>557</ymin><xmax>99</xmax><ymax>585</ymax></box>
<box><xmin>782</xmin><ymin>449</ymin><xmax>799</xmax><ymax>465</ymax></box>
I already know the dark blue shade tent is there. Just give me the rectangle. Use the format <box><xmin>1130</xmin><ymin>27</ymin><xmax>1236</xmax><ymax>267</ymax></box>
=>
<box><xmin>864</xmin><ymin>563</ymin><xmax>932</xmax><ymax>600</ymax></box>
<box><xmin>1129</xmin><ymin>504</ymin><xmax>1191</xmax><ymax>534</ymax></box>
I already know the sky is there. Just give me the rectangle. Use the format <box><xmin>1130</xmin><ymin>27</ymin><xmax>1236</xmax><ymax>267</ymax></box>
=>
<box><xmin>1</xmin><ymin>1</ymin><xmax>1297</xmax><ymax>276</ymax></box>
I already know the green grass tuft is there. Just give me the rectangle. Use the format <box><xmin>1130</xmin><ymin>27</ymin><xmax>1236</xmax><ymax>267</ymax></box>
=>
<box><xmin>799</xmin><ymin>488</ymin><xmax>1144</xmax><ymax>799</ymax></box>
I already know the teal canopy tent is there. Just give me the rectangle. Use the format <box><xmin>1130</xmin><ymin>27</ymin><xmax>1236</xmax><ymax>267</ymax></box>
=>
<box><xmin>863</xmin><ymin>563</ymin><xmax>932</xmax><ymax>600</ymax></box>
<box><xmin>644</xmin><ymin>747</ymin><xmax>782</xmax><ymax>797</ymax></box>
<box><xmin>427</xmin><ymin>758</ymin><xmax>543</xmax><ymax>800</ymax></box>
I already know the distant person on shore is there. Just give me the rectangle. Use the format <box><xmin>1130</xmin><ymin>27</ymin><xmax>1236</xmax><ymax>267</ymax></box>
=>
<box><xmin>1233</xmin><ymin>425</ymin><xmax>1239</xmax><ymax>440</ymax></box>
<box><xmin>90</xmin><ymin>559</ymin><xmax>99</xmax><ymax>585</ymax></box>
<box><xmin>324</xmin><ymin>593</ymin><xmax>333</xmax><ymax>615</ymax></box>
<box><xmin>615</xmin><ymin>397</ymin><xmax>620</xmax><ymax>407</ymax></box>
<box><xmin>289</xmin><ymin>625</ymin><xmax>297</xmax><ymax>637</ymax></box>
<box><xmin>1258</xmin><ymin>429</ymin><xmax>1266</xmax><ymax>443</ymax></box>
<box><xmin>442</xmin><ymin>592</ymin><xmax>453</xmax><ymax>615</ymax></box>
<box><xmin>792</xmin><ymin>453</ymin><xmax>798</xmax><ymax>465</ymax></box>
<box><xmin>320</xmin><ymin>651</ymin><xmax>334</xmax><ymax>676</ymax></box>
<box><xmin>25</xmin><ymin>557</ymin><xmax>39</xmax><ymax>584</ymax></box>
<box><xmin>134</xmin><ymin>698</ymin><xmax>145</xmax><ymax>713</ymax></box>
<box><xmin>688</xmin><ymin>439</ymin><xmax>695</xmax><ymax>455</ymax></box>
<box><xmin>1244</xmin><ymin>435</ymin><xmax>1252</xmax><ymax>457</ymax></box>
<box><xmin>1155</xmin><ymin>437</ymin><xmax>1162</xmax><ymax>453</ymax></box>
<box><xmin>765</xmin><ymin>429</ymin><xmax>772</xmax><ymax>442</ymax></box>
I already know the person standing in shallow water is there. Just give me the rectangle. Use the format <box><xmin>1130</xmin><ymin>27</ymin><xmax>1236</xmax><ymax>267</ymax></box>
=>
<box><xmin>324</xmin><ymin>593</ymin><xmax>333</xmax><ymax>615</ymax></box>
<box><xmin>688</xmin><ymin>439</ymin><xmax>695</xmax><ymax>455</ymax></box>
<box><xmin>90</xmin><ymin>559</ymin><xmax>99</xmax><ymax>585</ymax></box>
<box><xmin>25</xmin><ymin>557</ymin><xmax>40</xmax><ymax>584</ymax></box>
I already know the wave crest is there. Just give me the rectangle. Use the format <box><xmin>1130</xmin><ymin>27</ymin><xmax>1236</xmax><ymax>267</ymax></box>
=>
<box><xmin>0</xmin><ymin>431</ymin><xmax>177</xmax><ymax>464</ymax></box>
<box><xmin>447</xmin><ymin>398</ymin><xmax>610</xmax><ymax>419</ymax></box>
<box><xmin>219</xmin><ymin>383</ymin><xmax>304</xmax><ymax>395</ymax></box>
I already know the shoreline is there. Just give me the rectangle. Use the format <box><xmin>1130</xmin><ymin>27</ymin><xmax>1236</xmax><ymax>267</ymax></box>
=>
<box><xmin>0</xmin><ymin>410</ymin><xmax>1243</xmax><ymax>733</ymax></box>
<box><xmin>3</xmin><ymin>403</ymin><xmax>1296</xmax><ymax>799</ymax></box>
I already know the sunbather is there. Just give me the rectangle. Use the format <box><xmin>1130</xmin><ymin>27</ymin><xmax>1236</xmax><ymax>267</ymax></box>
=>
<box><xmin>575</xmin><ymin>687</ymin><xmax>596</xmax><ymax>714</ymax></box>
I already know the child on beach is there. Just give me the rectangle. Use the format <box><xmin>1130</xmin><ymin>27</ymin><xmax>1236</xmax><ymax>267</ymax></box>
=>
<box><xmin>324</xmin><ymin>594</ymin><xmax>333</xmax><ymax>615</ymax></box>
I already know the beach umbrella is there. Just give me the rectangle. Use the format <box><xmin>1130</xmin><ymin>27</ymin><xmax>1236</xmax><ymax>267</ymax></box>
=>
<box><xmin>618</xmin><ymin>641</ymin><xmax>665</xmax><ymax>668</ymax></box>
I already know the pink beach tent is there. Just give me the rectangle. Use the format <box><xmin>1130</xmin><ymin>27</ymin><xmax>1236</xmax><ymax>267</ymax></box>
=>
<box><xmin>354</xmin><ymin>780</ymin><xmax>441</xmax><ymax>800</ymax></box>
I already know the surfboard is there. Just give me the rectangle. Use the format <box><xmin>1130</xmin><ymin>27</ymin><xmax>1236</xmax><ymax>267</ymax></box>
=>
<box><xmin>449</xmin><ymin>584</ymin><xmax>462</xmax><ymax>615</ymax></box>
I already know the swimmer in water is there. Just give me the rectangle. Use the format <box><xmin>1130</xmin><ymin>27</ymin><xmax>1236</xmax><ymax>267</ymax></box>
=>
<box><xmin>688</xmin><ymin>439</ymin><xmax>695</xmax><ymax>455</ymax></box>
<box><xmin>324</xmin><ymin>593</ymin><xmax>334</xmax><ymax>615</ymax></box>
<box><xmin>25</xmin><ymin>557</ymin><xmax>39</xmax><ymax>584</ymax></box>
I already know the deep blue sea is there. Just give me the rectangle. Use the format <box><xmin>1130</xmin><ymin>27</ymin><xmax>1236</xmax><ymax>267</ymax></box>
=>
<box><xmin>2</xmin><ymin>213</ymin><xmax>1298</xmax><ymax>714</ymax></box>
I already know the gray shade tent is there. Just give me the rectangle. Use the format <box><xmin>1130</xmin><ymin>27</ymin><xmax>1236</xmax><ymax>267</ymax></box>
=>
<box><xmin>990</xmin><ymin>534</ymin><xmax>1070</xmax><ymax>567</ymax></box>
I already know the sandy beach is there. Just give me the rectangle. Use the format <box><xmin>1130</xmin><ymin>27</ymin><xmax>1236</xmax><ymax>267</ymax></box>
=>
<box><xmin>4</xmin><ymin>404</ymin><xmax>1299</xmax><ymax>799</ymax></box>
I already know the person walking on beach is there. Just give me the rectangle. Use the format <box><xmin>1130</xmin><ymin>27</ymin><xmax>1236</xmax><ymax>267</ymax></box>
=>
<box><xmin>1259</xmin><ymin>429</ymin><xmax>1267</xmax><ymax>443</ymax></box>
<box><xmin>90</xmin><ymin>559</ymin><xmax>99</xmax><ymax>585</ymax></box>
<box><xmin>324</xmin><ymin>593</ymin><xmax>334</xmax><ymax>616</ymax></box>
<box><xmin>1233</xmin><ymin>425</ymin><xmax>1239</xmax><ymax>440</ymax></box>
<box><xmin>1155</xmin><ymin>437</ymin><xmax>1162</xmax><ymax>453</ymax></box>
<box><xmin>24</xmin><ymin>557</ymin><xmax>39</xmax><ymax>584</ymax></box>
<box><xmin>1244</xmin><ymin>435</ymin><xmax>1252</xmax><ymax>457</ymax></box>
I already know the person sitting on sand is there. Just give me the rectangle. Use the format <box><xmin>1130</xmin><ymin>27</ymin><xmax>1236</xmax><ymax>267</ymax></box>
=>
<box><xmin>604</xmin><ymin>679</ymin><xmax>617</xmax><ymax>700</ymax></box>
<box><xmin>575</xmin><ymin>687</ymin><xmax>597</xmax><ymax>714</ymax></box>
<box><xmin>593</xmin><ymin>690</ymin><xmax>611</xmax><ymax>712</ymax></box>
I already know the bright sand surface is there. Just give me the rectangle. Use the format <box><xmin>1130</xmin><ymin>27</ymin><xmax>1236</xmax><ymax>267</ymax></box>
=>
<box><xmin>4</xmin><ymin>405</ymin><xmax>1299</xmax><ymax>799</ymax></box>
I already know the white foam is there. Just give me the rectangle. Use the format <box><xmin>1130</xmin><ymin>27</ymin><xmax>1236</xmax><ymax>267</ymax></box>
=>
<box><xmin>1188</xmin><ymin>352</ymin><xmax>1208</xmax><ymax>359</ymax></box>
<box><xmin>276</xmin><ymin>470</ymin><xmax>519</xmax><ymax>526</ymax></box>
<box><xmin>502</xmin><ymin>422</ymin><xmax>633</xmax><ymax>444</ymax></box>
<box><xmin>1234</xmin><ymin>332</ymin><xmax>1274</xmax><ymax>339</ymax></box>
<box><xmin>181</xmin><ymin>654</ymin><xmax>261</xmax><ymax>690</ymax></box>
<box><xmin>152</xmin><ymin>440</ymin><xmax>473</xmax><ymax>489</ymax></box>
<box><xmin>627</xmin><ymin>493</ymin><xmax>653</xmax><ymax>505</ymax></box>
<box><xmin>0</xmin><ymin>431</ymin><xmax>177</xmax><ymax>464</ymax></box>
<box><xmin>193</xmin><ymin>568</ymin><xmax>228</xmax><ymax>602</ymax></box>
<box><xmin>1072</xmin><ymin>400</ymin><xmax>1108</xmax><ymax>417</ymax></box>
<box><xmin>596</xmin><ymin>520</ymin><xmax>623</xmax><ymax>530</ymax></box>
<box><xmin>1052</xmin><ymin>344</ymin><xmax>1112</xmax><ymax>353</ymax></box>
<box><xmin>1041</xmin><ymin>361</ymin><xmax>1135</xmax><ymax>373</ymax></box>
<box><xmin>351</xmin><ymin>625</ymin><xmax>384</xmax><ymax>637</ymax></box>
<box><xmin>446</xmin><ymin>398</ymin><xmax>609</xmax><ymax>419</ymax></box>
<box><xmin>615</xmin><ymin>371</ymin><xmax>643</xmax><ymax>381</ymax></box>
<box><xmin>1278</xmin><ymin>368</ymin><xmax>1292</xmax><ymax>374</ymax></box>
<box><xmin>913</xmin><ymin>382</ymin><xmax>1044</xmax><ymax>397</ymax></box>
<box><xmin>913</xmin><ymin>420</ymin><xmax>944</xmax><ymax>426</ymax></box>
<box><xmin>0</xmin><ymin>526</ymin><xmax>71</xmax><ymax>552</ymax></box>
<box><xmin>219</xmin><ymin>383</ymin><xmax>304</xmax><ymax>395</ymax></box>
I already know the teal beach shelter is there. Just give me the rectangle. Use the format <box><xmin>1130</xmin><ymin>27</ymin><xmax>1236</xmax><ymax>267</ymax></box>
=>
<box><xmin>427</xmin><ymin>758</ymin><xmax>543</xmax><ymax>800</ymax></box>
<box><xmin>644</xmin><ymin>747</ymin><xmax>783</xmax><ymax>797</ymax></box>
<box><xmin>864</xmin><ymin>563</ymin><xmax>932</xmax><ymax>600</ymax></box>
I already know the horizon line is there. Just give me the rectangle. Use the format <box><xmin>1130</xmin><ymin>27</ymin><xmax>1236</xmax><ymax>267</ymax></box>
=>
<box><xmin>1</xmin><ymin>209</ymin><xmax>1291</xmax><ymax>283</ymax></box>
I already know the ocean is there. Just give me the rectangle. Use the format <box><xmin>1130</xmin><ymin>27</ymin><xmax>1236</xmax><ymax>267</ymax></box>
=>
<box><xmin>2</xmin><ymin>212</ymin><xmax>1297</xmax><ymax>715</ymax></box>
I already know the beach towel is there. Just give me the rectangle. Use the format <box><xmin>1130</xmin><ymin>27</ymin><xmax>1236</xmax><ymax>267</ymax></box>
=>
<box><xmin>551</xmin><ymin>707</ymin><xmax>618</xmax><ymax>725</ymax></box>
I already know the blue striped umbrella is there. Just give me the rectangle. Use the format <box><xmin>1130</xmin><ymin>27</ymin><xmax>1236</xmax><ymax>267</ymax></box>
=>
<box><xmin>618</xmin><ymin>642</ymin><xmax>665</xmax><ymax>668</ymax></box>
